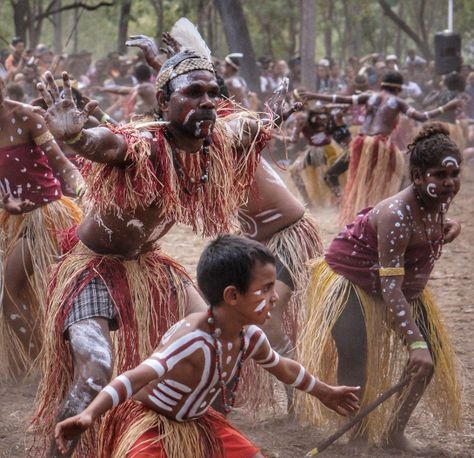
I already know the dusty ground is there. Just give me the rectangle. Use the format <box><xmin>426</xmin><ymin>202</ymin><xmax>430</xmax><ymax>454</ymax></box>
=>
<box><xmin>1</xmin><ymin>168</ymin><xmax>473</xmax><ymax>457</ymax></box>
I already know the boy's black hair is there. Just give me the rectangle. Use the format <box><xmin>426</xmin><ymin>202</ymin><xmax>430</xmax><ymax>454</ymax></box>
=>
<box><xmin>408</xmin><ymin>122</ymin><xmax>462</xmax><ymax>178</ymax></box>
<box><xmin>197</xmin><ymin>235</ymin><xmax>275</xmax><ymax>306</ymax></box>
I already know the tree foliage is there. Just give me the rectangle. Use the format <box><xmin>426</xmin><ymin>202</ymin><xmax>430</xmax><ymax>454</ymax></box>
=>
<box><xmin>0</xmin><ymin>0</ymin><xmax>473</xmax><ymax>65</ymax></box>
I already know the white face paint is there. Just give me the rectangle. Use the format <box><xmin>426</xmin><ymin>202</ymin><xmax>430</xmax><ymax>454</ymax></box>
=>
<box><xmin>441</xmin><ymin>156</ymin><xmax>459</xmax><ymax>168</ymax></box>
<box><xmin>253</xmin><ymin>290</ymin><xmax>263</xmax><ymax>296</ymax></box>
<box><xmin>183</xmin><ymin>109</ymin><xmax>196</xmax><ymax>126</ymax></box>
<box><xmin>426</xmin><ymin>183</ymin><xmax>438</xmax><ymax>198</ymax></box>
<box><xmin>254</xmin><ymin>299</ymin><xmax>267</xmax><ymax>313</ymax></box>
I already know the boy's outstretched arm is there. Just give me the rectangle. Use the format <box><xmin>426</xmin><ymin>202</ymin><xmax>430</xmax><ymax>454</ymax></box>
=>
<box><xmin>54</xmin><ymin>357</ymin><xmax>166</xmax><ymax>454</ymax></box>
<box><xmin>251</xmin><ymin>332</ymin><xmax>360</xmax><ymax>416</ymax></box>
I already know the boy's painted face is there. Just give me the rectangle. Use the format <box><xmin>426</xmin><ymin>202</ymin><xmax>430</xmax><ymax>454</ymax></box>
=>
<box><xmin>237</xmin><ymin>262</ymin><xmax>278</xmax><ymax>325</ymax></box>
<box><xmin>420</xmin><ymin>154</ymin><xmax>461</xmax><ymax>204</ymax></box>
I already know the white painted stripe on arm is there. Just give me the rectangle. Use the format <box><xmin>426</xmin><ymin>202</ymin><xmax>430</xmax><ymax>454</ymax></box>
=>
<box><xmin>290</xmin><ymin>365</ymin><xmax>305</xmax><ymax>387</ymax></box>
<box><xmin>142</xmin><ymin>358</ymin><xmax>166</xmax><ymax>377</ymax></box>
<box><xmin>103</xmin><ymin>385</ymin><xmax>120</xmax><ymax>407</ymax></box>
<box><xmin>116</xmin><ymin>375</ymin><xmax>132</xmax><ymax>399</ymax></box>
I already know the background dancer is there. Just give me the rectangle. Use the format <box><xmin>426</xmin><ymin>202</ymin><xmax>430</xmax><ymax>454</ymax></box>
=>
<box><xmin>0</xmin><ymin>77</ymin><xmax>83</xmax><ymax>380</ymax></box>
<box><xmin>301</xmin><ymin>71</ymin><xmax>462</xmax><ymax>223</ymax></box>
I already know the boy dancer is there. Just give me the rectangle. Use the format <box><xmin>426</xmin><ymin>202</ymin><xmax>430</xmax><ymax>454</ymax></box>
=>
<box><xmin>54</xmin><ymin>235</ymin><xmax>360</xmax><ymax>457</ymax></box>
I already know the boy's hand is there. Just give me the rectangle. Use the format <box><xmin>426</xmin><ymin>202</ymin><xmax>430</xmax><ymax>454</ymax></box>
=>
<box><xmin>54</xmin><ymin>412</ymin><xmax>93</xmax><ymax>455</ymax></box>
<box><xmin>317</xmin><ymin>383</ymin><xmax>360</xmax><ymax>416</ymax></box>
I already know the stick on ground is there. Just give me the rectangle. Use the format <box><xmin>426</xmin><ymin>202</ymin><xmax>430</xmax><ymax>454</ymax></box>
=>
<box><xmin>305</xmin><ymin>376</ymin><xmax>411</xmax><ymax>456</ymax></box>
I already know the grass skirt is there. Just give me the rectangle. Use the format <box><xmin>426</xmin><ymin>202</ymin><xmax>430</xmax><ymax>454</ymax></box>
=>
<box><xmin>0</xmin><ymin>197</ymin><xmax>81</xmax><ymax>380</ymax></box>
<box><xmin>294</xmin><ymin>258</ymin><xmax>462</xmax><ymax>443</ymax></box>
<box><xmin>33</xmin><ymin>229</ymin><xmax>190</xmax><ymax>456</ymax></box>
<box><xmin>97</xmin><ymin>402</ymin><xmax>233</xmax><ymax>458</ymax></box>
<box><xmin>340</xmin><ymin>134</ymin><xmax>405</xmax><ymax>224</ymax></box>
<box><xmin>289</xmin><ymin>142</ymin><xmax>342</xmax><ymax>208</ymax></box>
<box><xmin>239</xmin><ymin>215</ymin><xmax>323</xmax><ymax>412</ymax></box>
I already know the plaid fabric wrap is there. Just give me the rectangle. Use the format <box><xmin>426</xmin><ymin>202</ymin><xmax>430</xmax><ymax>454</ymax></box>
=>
<box><xmin>63</xmin><ymin>272</ymin><xmax>117</xmax><ymax>331</ymax></box>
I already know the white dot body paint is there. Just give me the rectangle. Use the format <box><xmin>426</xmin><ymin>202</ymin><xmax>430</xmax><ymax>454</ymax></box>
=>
<box><xmin>426</xmin><ymin>183</ymin><xmax>438</xmax><ymax>198</ymax></box>
<box><xmin>254</xmin><ymin>299</ymin><xmax>267</xmax><ymax>313</ymax></box>
<box><xmin>19</xmin><ymin>327</ymin><xmax>27</xmax><ymax>333</ymax></box>
<box><xmin>441</xmin><ymin>156</ymin><xmax>459</xmax><ymax>168</ymax></box>
<box><xmin>10</xmin><ymin>314</ymin><xmax>20</xmax><ymax>320</ymax></box>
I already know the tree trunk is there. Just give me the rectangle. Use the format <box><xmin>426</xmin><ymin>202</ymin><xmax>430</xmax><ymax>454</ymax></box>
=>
<box><xmin>214</xmin><ymin>0</ymin><xmax>260</xmax><ymax>93</ymax></box>
<box><xmin>287</xmin><ymin>0</ymin><xmax>297</xmax><ymax>59</ymax></box>
<box><xmin>73</xmin><ymin>2</ymin><xmax>80</xmax><ymax>53</ymax></box>
<box><xmin>150</xmin><ymin>0</ymin><xmax>163</xmax><ymax>40</ymax></box>
<box><xmin>53</xmin><ymin>0</ymin><xmax>63</xmax><ymax>54</ymax></box>
<box><xmin>300</xmin><ymin>0</ymin><xmax>316</xmax><ymax>90</ymax></box>
<box><xmin>11</xmin><ymin>0</ymin><xmax>29</xmax><ymax>44</ymax></box>
<box><xmin>117</xmin><ymin>0</ymin><xmax>133</xmax><ymax>54</ymax></box>
<box><xmin>324</xmin><ymin>1</ymin><xmax>333</xmax><ymax>59</ymax></box>
<box><xmin>378</xmin><ymin>0</ymin><xmax>433</xmax><ymax>60</ymax></box>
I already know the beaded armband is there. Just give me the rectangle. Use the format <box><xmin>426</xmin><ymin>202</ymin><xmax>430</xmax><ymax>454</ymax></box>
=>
<box><xmin>379</xmin><ymin>267</ymin><xmax>405</xmax><ymax>277</ymax></box>
<box><xmin>33</xmin><ymin>131</ymin><xmax>54</xmax><ymax>146</ymax></box>
<box><xmin>63</xmin><ymin>131</ymin><xmax>83</xmax><ymax>145</ymax></box>
<box><xmin>409</xmin><ymin>340</ymin><xmax>428</xmax><ymax>351</ymax></box>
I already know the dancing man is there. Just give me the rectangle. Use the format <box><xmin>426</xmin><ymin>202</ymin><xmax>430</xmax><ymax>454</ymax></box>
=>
<box><xmin>301</xmin><ymin>70</ymin><xmax>462</xmax><ymax>223</ymax></box>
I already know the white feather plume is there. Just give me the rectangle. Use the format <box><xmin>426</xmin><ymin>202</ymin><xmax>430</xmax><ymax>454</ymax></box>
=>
<box><xmin>170</xmin><ymin>18</ymin><xmax>212</xmax><ymax>60</ymax></box>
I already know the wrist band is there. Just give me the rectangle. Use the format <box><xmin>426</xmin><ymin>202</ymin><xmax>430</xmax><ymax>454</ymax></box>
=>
<box><xmin>64</xmin><ymin>130</ymin><xmax>83</xmax><ymax>145</ymax></box>
<box><xmin>379</xmin><ymin>267</ymin><xmax>405</xmax><ymax>276</ymax></box>
<box><xmin>100</xmin><ymin>113</ymin><xmax>111</xmax><ymax>123</ymax></box>
<box><xmin>439</xmin><ymin>106</ymin><xmax>445</xmax><ymax>114</ymax></box>
<box><xmin>409</xmin><ymin>341</ymin><xmax>428</xmax><ymax>351</ymax></box>
<box><xmin>332</xmin><ymin>94</ymin><xmax>337</xmax><ymax>103</ymax></box>
<box><xmin>33</xmin><ymin>131</ymin><xmax>54</xmax><ymax>146</ymax></box>
<box><xmin>352</xmin><ymin>95</ymin><xmax>358</xmax><ymax>105</ymax></box>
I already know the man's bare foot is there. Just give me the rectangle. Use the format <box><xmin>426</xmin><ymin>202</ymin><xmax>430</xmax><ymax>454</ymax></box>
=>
<box><xmin>383</xmin><ymin>432</ymin><xmax>424</xmax><ymax>454</ymax></box>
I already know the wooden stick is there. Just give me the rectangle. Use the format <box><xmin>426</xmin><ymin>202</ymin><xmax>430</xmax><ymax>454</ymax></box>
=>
<box><xmin>305</xmin><ymin>376</ymin><xmax>411</xmax><ymax>456</ymax></box>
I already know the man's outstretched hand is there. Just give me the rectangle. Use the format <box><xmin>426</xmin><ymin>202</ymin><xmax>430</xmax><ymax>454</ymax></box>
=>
<box><xmin>37</xmin><ymin>72</ymin><xmax>97</xmax><ymax>142</ymax></box>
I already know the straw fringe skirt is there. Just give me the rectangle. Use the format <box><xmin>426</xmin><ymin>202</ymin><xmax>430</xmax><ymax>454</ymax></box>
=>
<box><xmin>33</xmin><ymin>231</ymin><xmax>190</xmax><ymax>457</ymax></box>
<box><xmin>0</xmin><ymin>197</ymin><xmax>81</xmax><ymax>380</ymax></box>
<box><xmin>239</xmin><ymin>215</ymin><xmax>323</xmax><ymax>412</ymax></box>
<box><xmin>294</xmin><ymin>259</ymin><xmax>462</xmax><ymax>442</ymax></box>
<box><xmin>340</xmin><ymin>135</ymin><xmax>405</xmax><ymax>224</ymax></box>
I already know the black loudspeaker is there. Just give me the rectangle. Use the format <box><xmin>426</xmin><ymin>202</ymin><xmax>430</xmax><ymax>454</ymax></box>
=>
<box><xmin>434</xmin><ymin>31</ymin><xmax>462</xmax><ymax>75</ymax></box>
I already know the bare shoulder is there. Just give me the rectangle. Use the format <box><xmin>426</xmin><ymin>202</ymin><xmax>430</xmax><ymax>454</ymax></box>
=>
<box><xmin>158</xmin><ymin>313</ymin><xmax>208</xmax><ymax>348</ymax></box>
<box><xmin>371</xmin><ymin>191</ymin><xmax>413</xmax><ymax>235</ymax></box>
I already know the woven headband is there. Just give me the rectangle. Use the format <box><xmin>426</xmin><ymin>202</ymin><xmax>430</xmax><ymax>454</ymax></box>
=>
<box><xmin>156</xmin><ymin>57</ymin><xmax>215</xmax><ymax>91</ymax></box>
<box><xmin>381</xmin><ymin>82</ymin><xmax>403</xmax><ymax>89</ymax></box>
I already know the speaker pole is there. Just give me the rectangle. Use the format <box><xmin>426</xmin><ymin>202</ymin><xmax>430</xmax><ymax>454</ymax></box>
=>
<box><xmin>448</xmin><ymin>0</ymin><xmax>454</xmax><ymax>32</ymax></box>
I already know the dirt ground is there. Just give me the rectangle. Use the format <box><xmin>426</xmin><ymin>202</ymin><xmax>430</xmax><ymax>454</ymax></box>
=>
<box><xmin>1</xmin><ymin>168</ymin><xmax>473</xmax><ymax>457</ymax></box>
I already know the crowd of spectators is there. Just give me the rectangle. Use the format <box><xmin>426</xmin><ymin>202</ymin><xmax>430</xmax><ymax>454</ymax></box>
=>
<box><xmin>2</xmin><ymin>34</ymin><xmax>474</xmax><ymax>122</ymax></box>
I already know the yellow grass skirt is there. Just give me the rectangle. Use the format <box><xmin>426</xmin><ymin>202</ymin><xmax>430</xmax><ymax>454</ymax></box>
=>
<box><xmin>0</xmin><ymin>197</ymin><xmax>81</xmax><ymax>380</ymax></box>
<box><xmin>294</xmin><ymin>259</ymin><xmax>462</xmax><ymax>442</ymax></box>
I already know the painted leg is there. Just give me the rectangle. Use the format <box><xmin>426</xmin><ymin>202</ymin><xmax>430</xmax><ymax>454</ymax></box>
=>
<box><xmin>49</xmin><ymin>318</ymin><xmax>113</xmax><ymax>458</ymax></box>
<box><xmin>2</xmin><ymin>237</ymin><xmax>38</xmax><ymax>374</ymax></box>
<box><xmin>383</xmin><ymin>369</ymin><xmax>433</xmax><ymax>453</ymax></box>
<box><xmin>260</xmin><ymin>280</ymin><xmax>294</xmax><ymax>412</ymax></box>
<box><xmin>331</xmin><ymin>287</ymin><xmax>368</xmax><ymax>440</ymax></box>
